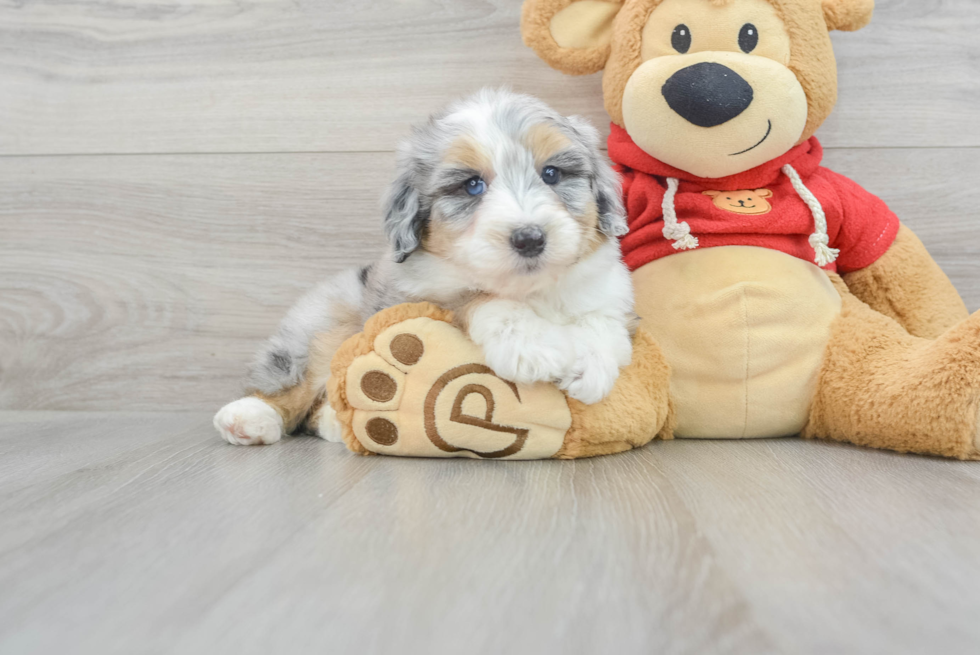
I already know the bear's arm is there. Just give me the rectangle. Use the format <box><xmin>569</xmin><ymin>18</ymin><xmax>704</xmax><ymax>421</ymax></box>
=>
<box><xmin>821</xmin><ymin>167</ymin><xmax>968</xmax><ymax>338</ymax></box>
<box><xmin>842</xmin><ymin>224</ymin><xmax>968</xmax><ymax>338</ymax></box>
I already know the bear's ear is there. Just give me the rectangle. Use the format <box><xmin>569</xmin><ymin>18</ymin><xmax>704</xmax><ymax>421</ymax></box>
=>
<box><xmin>702</xmin><ymin>190</ymin><xmax>721</xmax><ymax>198</ymax></box>
<box><xmin>521</xmin><ymin>0</ymin><xmax>624</xmax><ymax>75</ymax></box>
<box><xmin>822</xmin><ymin>0</ymin><xmax>874</xmax><ymax>32</ymax></box>
<box><xmin>755</xmin><ymin>189</ymin><xmax>773</xmax><ymax>198</ymax></box>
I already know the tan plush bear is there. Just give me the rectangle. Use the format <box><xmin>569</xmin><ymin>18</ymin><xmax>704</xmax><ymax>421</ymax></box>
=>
<box><xmin>519</xmin><ymin>0</ymin><xmax>980</xmax><ymax>458</ymax></box>
<box><xmin>327</xmin><ymin>0</ymin><xmax>980</xmax><ymax>460</ymax></box>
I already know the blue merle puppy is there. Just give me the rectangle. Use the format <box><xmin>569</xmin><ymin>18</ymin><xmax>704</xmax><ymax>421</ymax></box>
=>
<box><xmin>214</xmin><ymin>89</ymin><xmax>634</xmax><ymax>446</ymax></box>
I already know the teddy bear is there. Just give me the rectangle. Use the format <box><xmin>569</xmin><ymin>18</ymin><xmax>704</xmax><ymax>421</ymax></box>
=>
<box><xmin>326</xmin><ymin>0</ymin><xmax>980</xmax><ymax>460</ymax></box>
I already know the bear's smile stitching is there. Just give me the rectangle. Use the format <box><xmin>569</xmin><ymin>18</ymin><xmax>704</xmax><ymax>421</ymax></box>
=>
<box><xmin>729</xmin><ymin>120</ymin><xmax>773</xmax><ymax>156</ymax></box>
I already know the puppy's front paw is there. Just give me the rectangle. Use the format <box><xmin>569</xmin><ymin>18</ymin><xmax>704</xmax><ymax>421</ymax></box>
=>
<box><xmin>481</xmin><ymin>330</ymin><xmax>572</xmax><ymax>385</ymax></box>
<box><xmin>468</xmin><ymin>303</ymin><xmax>573</xmax><ymax>385</ymax></box>
<box><xmin>213</xmin><ymin>397</ymin><xmax>284</xmax><ymax>446</ymax></box>
<box><xmin>560</xmin><ymin>346</ymin><xmax>621</xmax><ymax>405</ymax></box>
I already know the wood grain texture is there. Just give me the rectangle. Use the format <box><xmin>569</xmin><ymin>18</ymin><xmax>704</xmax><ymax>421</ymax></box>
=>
<box><xmin>0</xmin><ymin>153</ymin><xmax>391</xmax><ymax>411</ymax></box>
<box><xmin>2</xmin><ymin>1</ymin><xmax>979</xmax><ymax>652</ymax></box>
<box><xmin>0</xmin><ymin>412</ymin><xmax>978</xmax><ymax>655</ymax></box>
<box><xmin>2</xmin><ymin>148</ymin><xmax>979</xmax><ymax>411</ymax></box>
<box><xmin>0</xmin><ymin>0</ymin><xmax>977</xmax><ymax>155</ymax></box>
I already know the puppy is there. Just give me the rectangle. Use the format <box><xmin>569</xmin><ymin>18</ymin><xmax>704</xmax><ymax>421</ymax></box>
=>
<box><xmin>214</xmin><ymin>89</ymin><xmax>635</xmax><ymax>446</ymax></box>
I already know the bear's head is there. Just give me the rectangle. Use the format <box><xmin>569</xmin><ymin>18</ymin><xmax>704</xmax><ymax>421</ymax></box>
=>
<box><xmin>522</xmin><ymin>0</ymin><xmax>873</xmax><ymax>178</ymax></box>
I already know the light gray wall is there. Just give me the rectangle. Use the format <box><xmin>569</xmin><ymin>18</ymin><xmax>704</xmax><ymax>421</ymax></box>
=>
<box><xmin>1</xmin><ymin>0</ymin><xmax>979</xmax><ymax>411</ymax></box>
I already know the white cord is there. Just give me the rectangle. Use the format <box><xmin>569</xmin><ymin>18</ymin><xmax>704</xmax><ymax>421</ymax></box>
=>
<box><xmin>660</xmin><ymin>167</ymin><xmax>837</xmax><ymax>266</ymax></box>
<box><xmin>782</xmin><ymin>164</ymin><xmax>839</xmax><ymax>266</ymax></box>
<box><xmin>661</xmin><ymin>177</ymin><xmax>699</xmax><ymax>251</ymax></box>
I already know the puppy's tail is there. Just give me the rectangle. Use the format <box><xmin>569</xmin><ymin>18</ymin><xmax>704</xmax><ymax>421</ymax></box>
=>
<box><xmin>245</xmin><ymin>266</ymin><xmax>368</xmax><ymax>395</ymax></box>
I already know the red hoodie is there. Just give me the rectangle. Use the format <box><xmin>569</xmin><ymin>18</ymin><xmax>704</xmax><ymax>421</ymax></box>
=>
<box><xmin>608</xmin><ymin>123</ymin><xmax>899</xmax><ymax>274</ymax></box>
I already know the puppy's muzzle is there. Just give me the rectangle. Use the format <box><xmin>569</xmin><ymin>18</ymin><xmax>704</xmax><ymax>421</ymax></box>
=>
<box><xmin>510</xmin><ymin>225</ymin><xmax>547</xmax><ymax>258</ymax></box>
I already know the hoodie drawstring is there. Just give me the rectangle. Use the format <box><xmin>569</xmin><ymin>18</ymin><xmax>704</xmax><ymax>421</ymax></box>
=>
<box><xmin>661</xmin><ymin>177</ymin><xmax>699</xmax><ymax>251</ymax></box>
<box><xmin>660</xmin><ymin>166</ymin><xmax>840</xmax><ymax>267</ymax></box>
<box><xmin>781</xmin><ymin>164</ymin><xmax>839</xmax><ymax>266</ymax></box>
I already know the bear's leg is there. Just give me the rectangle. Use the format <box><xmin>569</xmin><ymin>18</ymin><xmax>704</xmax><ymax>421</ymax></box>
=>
<box><xmin>329</xmin><ymin>303</ymin><xmax>674</xmax><ymax>459</ymax></box>
<box><xmin>804</xmin><ymin>277</ymin><xmax>980</xmax><ymax>459</ymax></box>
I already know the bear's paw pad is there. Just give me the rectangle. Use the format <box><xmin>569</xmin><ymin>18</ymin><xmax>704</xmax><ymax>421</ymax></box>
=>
<box><xmin>340</xmin><ymin>317</ymin><xmax>572</xmax><ymax>459</ymax></box>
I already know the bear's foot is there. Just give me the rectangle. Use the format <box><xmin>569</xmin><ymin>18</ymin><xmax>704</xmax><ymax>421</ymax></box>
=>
<box><xmin>806</xmin><ymin>287</ymin><xmax>980</xmax><ymax>460</ymax></box>
<box><xmin>971</xmin><ymin>407</ymin><xmax>980</xmax><ymax>460</ymax></box>
<box><xmin>328</xmin><ymin>303</ymin><xmax>673</xmax><ymax>460</ymax></box>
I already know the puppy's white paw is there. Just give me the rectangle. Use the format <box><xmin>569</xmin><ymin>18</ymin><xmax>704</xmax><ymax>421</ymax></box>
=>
<box><xmin>313</xmin><ymin>404</ymin><xmax>344</xmax><ymax>443</ymax></box>
<box><xmin>560</xmin><ymin>345</ymin><xmax>621</xmax><ymax>405</ymax></box>
<box><xmin>469</xmin><ymin>302</ymin><xmax>574</xmax><ymax>385</ymax></box>
<box><xmin>213</xmin><ymin>397</ymin><xmax>284</xmax><ymax>446</ymax></box>
<box><xmin>481</xmin><ymin>330</ymin><xmax>572</xmax><ymax>385</ymax></box>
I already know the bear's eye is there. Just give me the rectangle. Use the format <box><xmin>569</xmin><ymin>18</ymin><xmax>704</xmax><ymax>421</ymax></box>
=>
<box><xmin>739</xmin><ymin>24</ymin><xmax>759</xmax><ymax>53</ymax></box>
<box><xmin>671</xmin><ymin>24</ymin><xmax>691</xmax><ymax>54</ymax></box>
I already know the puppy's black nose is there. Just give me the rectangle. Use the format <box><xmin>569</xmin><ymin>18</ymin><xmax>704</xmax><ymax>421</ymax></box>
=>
<box><xmin>510</xmin><ymin>225</ymin><xmax>546</xmax><ymax>258</ymax></box>
<box><xmin>661</xmin><ymin>62</ymin><xmax>754</xmax><ymax>128</ymax></box>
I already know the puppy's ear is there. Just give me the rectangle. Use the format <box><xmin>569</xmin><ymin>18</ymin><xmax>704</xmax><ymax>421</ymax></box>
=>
<box><xmin>595</xmin><ymin>176</ymin><xmax>628</xmax><ymax>237</ymax></box>
<box><xmin>564</xmin><ymin>114</ymin><xmax>627</xmax><ymax>237</ymax></box>
<box><xmin>383</xmin><ymin>169</ymin><xmax>428</xmax><ymax>263</ymax></box>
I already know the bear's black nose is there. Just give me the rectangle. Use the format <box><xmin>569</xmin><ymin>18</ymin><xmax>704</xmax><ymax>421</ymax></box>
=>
<box><xmin>661</xmin><ymin>62</ymin><xmax>754</xmax><ymax>128</ymax></box>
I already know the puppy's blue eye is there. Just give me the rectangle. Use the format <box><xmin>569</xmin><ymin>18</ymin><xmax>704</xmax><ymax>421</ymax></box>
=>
<box><xmin>541</xmin><ymin>166</ymin><xmax>561</xmax><ymax>185</ymax></box>
<box><xmin>464</xmin><ymin>176</ymin><xmax>486</xmax><ymax>196</ymax></box>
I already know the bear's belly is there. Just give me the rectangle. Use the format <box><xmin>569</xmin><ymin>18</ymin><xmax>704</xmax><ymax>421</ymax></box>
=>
<box><xmin>632</xmin><ymin>246</ymin><xmax>842</xmax><ymax>439</ymax></box>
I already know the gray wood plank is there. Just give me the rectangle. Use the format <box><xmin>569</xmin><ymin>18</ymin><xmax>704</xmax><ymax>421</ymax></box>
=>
<box><xmin>0</xmin><ymin>412</ymin><xmax>381</xmax><ymax>655</ymax></box>
<box><xmin>0</xmin><ymin>152</ymin><xmax>391</xmax><ymax>411</ymax></box>
<box><xmin>169</xmin><ymin>443</ymin><xmax>774</xmax><ymax>655</ymax></box>
<box><xmin>0</xmin><ymin>0</ymin><xmax>976</xmax><ymax>155</ymax></box>
<box><xmin>0</xmin><ymin>411</ymin><xmax>200</xmax><ymax>494</ymax></box>
<box><xmin>3</xmin><ymin>147</ymin><xmax>979</xmax><ymax>412</ymax></box>
<box><xmin>651</xmin><ymin>439</ymin><xmax>980</xmax><ymax>655</ymax></box>
<box><xmin>0</xmin><ymin>412</ymin><xmax>978</xmax><ymax>654</ymax></box>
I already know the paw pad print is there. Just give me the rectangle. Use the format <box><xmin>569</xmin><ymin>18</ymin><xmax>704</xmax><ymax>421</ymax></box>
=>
<box><xmin>340</xmin><ymin>317</ymin><xmax>572</xmax><ymax>459</ymax></box>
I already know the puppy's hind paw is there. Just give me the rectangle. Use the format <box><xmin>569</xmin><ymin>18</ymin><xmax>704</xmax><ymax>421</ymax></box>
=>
<box><xmin>311</xmin><ymin>403</ymin><xmax>345</xmax><ymax>443</ymax></box>
<box><xmin>213</xmin><ymin>397</ymin><xmax>284</xmax><ymax>446</ymax></box>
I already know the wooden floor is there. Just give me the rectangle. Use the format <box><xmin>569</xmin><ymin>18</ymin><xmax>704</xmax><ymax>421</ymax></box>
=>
<box><xmin>4</xmin><ymin>0</ymin><xmax>980</xmax><ymax>652</ymax></box>
<box><xmin>0</xmin><ymin>412</ymin><xmax>978</xmax><ymax>655</ymax></box>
